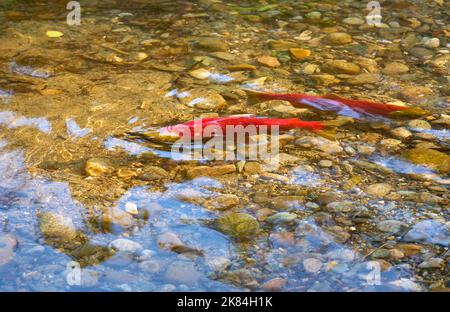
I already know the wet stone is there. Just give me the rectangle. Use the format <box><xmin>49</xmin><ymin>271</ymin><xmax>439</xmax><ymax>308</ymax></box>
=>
<box><xmin>0</xmin><ymin>234</ymin><xmax>18</xmax><ymax>250</ymax></box>
<box><xmin>423</xmin><ymin>38</ymin><xmax>440</xmax><ymax>49</ymax></box>
<box><xmin>178</xmin><ymin>88</ymin><xmax>227</xmax><ymax>111</ymax></box>
<box><xmin>102</xmin><ymin>207</ymin><xmax>135</xmax><ymax>230</ymax></box>
<box><xmin>289</xmin><ymin>48</ymin><xmax>311</xmax><ymax>60</ymax></box>
<box><xmin>272</xmin><ymin>196</ymin><xmax>303</xmax><ymax>210</ymax></box>
<box><xmin>38</xmin><ymin>212</ymin><xmax>83</xmax><ymax>249</ymax></box>
<box><xmin>379</xmin><ymin>139</ymin><xmax>402</xmax><ymax>150</ymax></box>
<box><xmin>418</xmin><ymin>258</ymin><xmax>444</xmax><ymax>269</ymax></box>
<box><xmin>139</xmin><ymin>260</ymin><xmax>161</xmax><ymax>273</ymax></box>
<box><xmin>398</xmin><ymin>86</ymin><xmax>434</xmax><ymax>104</ymax></box>
<box><xmin>324</xmin><ymin>226</ymin><xmax>351</xmax><ymax>243</ymax></box>
<box><xmin>243</xmin><ymin>162</ymin><xmax>263</xmax><ymax>174</ymax></box>
<box><xmin>365</xmin><ymin>183</ymin><xmax>392</xmax><ymax>197</ymax></box>
<box><xmin>324</xmin><ymin>32</ymin><xmax>353</xmax><ymax>45</ymax></box>
<box><xmin>257</xmin><ymin>55</ymin><xmax>280</xmax><ymax>68</ymax></box>
<box><xmin>210</xmin><ymin>52</ymin><xmax>235</xmax><ymax>61</ymax></box>
<box><xmin>402</xmin><ymin>148</ymin><xmax>450</xmax><ymax>174</ymax></box>
<box><xmin>217</xmin><ymin>213</ymin><xmax>259</xmax><ymax>239</ymax></box>
<box><xmin>186</xmin><ymin>164</ymin><xmax>236</xmax><ymax>179</ymax></box>
<box><xmin>138</xmin><ymin>166</ymin><xmax>168</xmax><ymax>181</ymax></box>
<box><xmin>261</xmin><ymin>278</ymin><xmax>286</xmax><ymax>292</ymax></box>
<box><xmin>407</xmin><ymin>120</ymin><xmax>432</xmax><ymax>130</ymax></box>
<box><xmin>207</xmin><ymin>256</ymin><xmax>231</xmax><ymax>272</ymax></box>
<box><xmin>189</xmin><ymin>68</ymin><xmax>211</xmax><ymax>80</ymax></box>
<box><xmin>409</xmin><ymin>47</ymin><xmax>434</xmax><ymax>59</ymax></box>
<box><xmin>157</xmin><ymin>232</ymin><xmax>183</xmax><ymax>251</ymax></box>
<box><xmin>382</xmin><ymin>62</ymin><xmax>409</xmax><ymax>75</ymax></box>
<box><xmin>204</xmin><ymin>194</ymin><xmax>239</xmax><ymax>211</ymax></box>
<box><xmin>266</xmin><ymin>212</ymin><xmax>297</xmax><ymax>224</ymax></box>
<box><xmin>165</xmin><ymin>261</ymin><xmax>201</xmax><ymax>285</ymax></box>
<box><xmin>221</xmin><ymin>268</ymin><xmax>258</xmax><ymax>289</ymax></box>
<box><xmin>322</xmin><ymin>60</ymin><xmax>361</xmax><ymax>75</ymax></box>
<box><xmin>196</xmin><ymin>37</ymin><xmax>229</xmax><ymax>52</ymax></box>
<box><xmin>303</xmin><ymin>258</ymin><xmax>322</xmax><ymax>273</ymax></box>
<box><xmin>85</xmin><ymin>158</ymin><xmax>112</xmax><ymax>177</ymax></box>
<box><xmin>390</xmin><ymin>127</ymin><xmax>412</xmax><ymax>139</ymax></box>
<box><xmin>343</xmin><ymin>17</ymin><xmax>365</xmax><ymax>25</ymax></box>
<box><xmin>0</xmin><ymin>248</ymin><xmax>15</xmax><ymax>266</ymax></box>
<box><xmin>109</xmin><ymin>239</ymin><xmax>143</xmax><ymax>254</ymax></box>
<box><xmin>305</xmin><ymin>11</ymin><xmax>321</xmax><ymax>20</ymax></box>
<box><xmin>318</xmin><ymin>160</ymin><xmax>333</xmax><ymax>168</ymax></box>
<box><xmin>268</xmin><ymin>40</ymin><xmax>298</xmax><ymax>51</ymax></box>
<box><xmin>326</xmin><ymin>201</ymin><xmax>354</xmax><ymax>213</ymax></box>
<box><xmin>415</xmin><ymin>192</ymin><xmax>442</xmax><ymax>204</ymax></box>
<box><xmin>357</xmin><ymin>145</ymin><xmax>376</xmax><ymax>155</ymax></box>
<box><xmin>377</xmin><ymin>220</ymin><xmax>407</xmax><ymax>234</ymax></box>
<box><xmin>395</xmin><ymin>244</ymin><xmax>423</xmax><ymax>257</ymax></box>
<box><xmin>404</xmin><ymin>220</ymin><xmax>449</xmax><ymax>247</ymax></box>
<box><xmin>347</xmin><ymin>73</ymin><xmax>380</xmax><ymax>85</ymax></box>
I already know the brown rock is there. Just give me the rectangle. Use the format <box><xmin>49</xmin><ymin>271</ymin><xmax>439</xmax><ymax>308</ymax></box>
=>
<box><xmin>402</xmin><ymin>148</ymin><xmax>450</xmax><ymax>174</ymax></box>
<box><xmin>324</xmin><ymin>32</ymin><xmax>353</xmax><ymax>45</ymax></box>
<box><xmin>228</xmin><ymin>64</ymin><xmax>256</xmax><ymax>71</ymax></box>
<box><xmin>196</xmin><ymin>37</ymin><xmax>229</xmax><ymax>52</ymax></box>
<box><xmin>243</xmin><ymin>161</ymin><xmax>263</xmax><ymax>174</ymax></box>
<box><xmin>272</xmin><ymin>196</ymin><xmax>303</xmax><ymax>210</ymax></box>
<box><xmin>138</xmin><ymin>166</ymin><xmax>169</xmax><ymax>181</ymax></box>
<box><xmin>289</xmin><ymin>48</ymin><xmax>311</xmax><ymax>60</ymax></box>
<box><xmin>178</xmin><ymin>88</ymin><xmax>228</xmax><ymax>111</ymax></box>
<box><xmin>374</xmin><ymin>259</ymin><xmax>392</xmax><ymax>271</ymax></box>
<box><xmin>257</xmin><ymin>55</ymin><xmax>280</xmax><ymax>68</ymax></box>
<box><xmin>255</xmin><ymin>208</ymin><xmax>273</xmax><ymax>221</ymax></box>
<box><xmin>347</xmin><ymin>73</ymin><xmax>381</xmax><ymax>85</ymax></box>
<box><xmin>102</xmin><ymin>207</ymin><xmax>135</xmax><ymax>229</ymax></box>
<box><xmin>85</xmin><ymin>158</ymin><xmax>112</xmax><ymax>177</ymax></box>
<box><xmin>261</xmin><ymin>277</ymin><xmax>287</xmax><ymax>292</ymax></box>
<box><xmin>396</xmin><ymin>243</ymin><xmax>423</xmax><ymax>256</ymax></box>
<box><xmin>382</xmin><ymin>62</ymin><xmax>409</xmax><ymax>75</ymax></box>
<box><xmin>398</xmin><ymin>86</ymin><xmax>434</xmax><ymax>104</ymax></box>
<box><xmin>186</xmin><ymin>164</ymin><xmax>236</xmax><ymax>179</ymax></box>
<box><xmin>365</xmin><ymin>183</ymin><xmax>392</xmax><ymax>197</ymax></box>
<box><xmin>322</xmin><ymin>60</ymin><xmax>361</xmax><ymax>75</ymax></box>
<box><xmin>204</xmin><ymin>194</ymin><xmax>239</xmax><ymax>210</ymax></box>
<box><xmin>389</xmin><ymin>248</ymin><xmax>405</xmax><ymax>260</ymax></box>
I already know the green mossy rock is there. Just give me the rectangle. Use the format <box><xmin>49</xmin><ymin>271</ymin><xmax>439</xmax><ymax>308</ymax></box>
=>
<box><xmin>402</xmin><ymin>148</ymin><xmax>450</xmax><ymax>174</ymax></box>
<box><xmin>39</xmin><ymin>212</ymin><xmax>86</xmax><ymax>250</ymax></box>
<box><xmin>217</xmin><ymin>213</ymin><xmax>260</xmax><ymax>238</ymax></box>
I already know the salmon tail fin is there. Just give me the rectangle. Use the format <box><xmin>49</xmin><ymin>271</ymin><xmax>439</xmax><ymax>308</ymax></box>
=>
<box><xmin>313</xmin><ymin>118</ymin><xmax>353</xmax><ymax>140</ymax></box>
<box><xmin>319</xmin><ymin>118</ymin><xmax>354</xmax><ymax>128</ymax></box>
<box><xmin>388</xmin><ymin>107</ymin><xmax>428</xmax><ymax>119</ymax></box>
<box><xmin>314</xmin><ymin>128</ymin><xmax>336</xmax><ymax>141</ymax></box>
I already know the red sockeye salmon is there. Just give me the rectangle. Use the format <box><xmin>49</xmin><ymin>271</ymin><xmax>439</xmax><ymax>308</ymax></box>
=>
<box><xmin>245</xmin><ymin>90</ymin><xmax>427</xmax><ymax>120</ymax></box>
<box><xmin>130</xmin><ymin>115</ymin><xmax>343</xmax><ymax>142</ymax></box>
